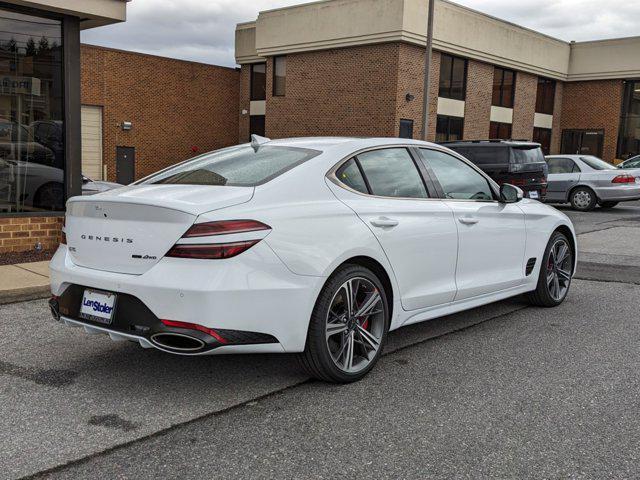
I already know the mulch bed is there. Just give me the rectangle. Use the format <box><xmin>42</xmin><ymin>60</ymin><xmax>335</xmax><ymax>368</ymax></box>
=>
<box><xmin>0</xmin><ymin>249</ymin><xmax>56</xmax><ymax>266</ymax></box>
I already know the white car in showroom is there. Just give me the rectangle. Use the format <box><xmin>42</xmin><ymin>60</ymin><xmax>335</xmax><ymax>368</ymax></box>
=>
<box><xmin>50</xmin><ymin>137</ymin><xmax>577</xmax><ymax>383</ymax></box>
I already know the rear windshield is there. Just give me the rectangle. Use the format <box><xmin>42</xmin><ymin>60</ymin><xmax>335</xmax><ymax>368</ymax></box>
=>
<box><xmin>141</xmin><ymin>145</ymin><xmax>320</xmax><ymax>187</ymax></box>
<box><xmin>512</xmin><ymin>146</ymin><xmax>545</xmax><ymax>164</ymax></box>
<box><xmin>580</xmin><ymin>156</ymin><xmax>617</xmax><ymax>171</ymax></box>
<box><xmin>449</xmin><ymin>146</ymin><xmax>510</xmax><ymax>166</ymax></box>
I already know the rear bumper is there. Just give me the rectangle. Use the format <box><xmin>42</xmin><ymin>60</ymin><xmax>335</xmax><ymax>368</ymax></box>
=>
<box><xmin>595</xmin><ymin>185</ymin><xmax>640</xmax><ymax>202</ymax></box>
<box><xmin>50</xmin><ymin>243</ymin><xmax>324</xmax><ymax>353</ymax></box>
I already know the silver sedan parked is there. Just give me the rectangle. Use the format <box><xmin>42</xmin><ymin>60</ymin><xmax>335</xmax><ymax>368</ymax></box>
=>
<box><xmin>545</xmin><ymin>155</ymin><xmax>640</xmax><ymax>211</ymax></box>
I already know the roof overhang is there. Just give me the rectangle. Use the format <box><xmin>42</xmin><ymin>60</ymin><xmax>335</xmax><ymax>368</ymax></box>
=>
<box><xmin>3</xmin><ymin>0</ymin><xmax>128</xmax><ymax>29</ymax></box>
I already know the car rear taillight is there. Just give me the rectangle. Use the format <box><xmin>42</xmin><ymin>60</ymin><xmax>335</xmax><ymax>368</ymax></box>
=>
<box><xmin>166</xmin><ymin>220</ymin><xmax>270</xmax><ymax>260</ymax></box>
<box><xmin>161</xmin><ymin>319</ymin><xmax>228</xmax><ymax>344</ymax></box>
<box><xmin>612</xmin><ymin>175</ymin><xmax>635</xmax><ymax>184</ymax></box>
<box><xmin>181</xmin><ymin>220</ymin><xmax>270</xmax><ymax>238</ymax></box>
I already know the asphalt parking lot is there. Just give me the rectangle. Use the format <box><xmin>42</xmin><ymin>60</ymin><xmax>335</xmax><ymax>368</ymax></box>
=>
<box><xmin>2</xmin><ymin>201</ymin><xmax>639</xmax><ymax>479</ymax></box>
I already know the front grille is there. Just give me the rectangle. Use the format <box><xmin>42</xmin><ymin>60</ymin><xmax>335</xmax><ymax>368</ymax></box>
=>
<box><xmin>526</xmin><ymin>258</ymin><xmax>537</xmax><ymax>276</ymax></box>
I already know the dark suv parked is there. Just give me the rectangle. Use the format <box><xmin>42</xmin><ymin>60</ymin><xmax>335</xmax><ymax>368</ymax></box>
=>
<box><xmin>440</xmin><ymin>140</ymin><xmax>548</xmax><ymax>200</ymax></box>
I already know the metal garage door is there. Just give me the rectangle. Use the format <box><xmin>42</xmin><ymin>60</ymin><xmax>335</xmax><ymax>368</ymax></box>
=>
<box><xmin>81</xmin><ymin>105</ymin><xmax>103</xmax><ymax>180</ymax></box>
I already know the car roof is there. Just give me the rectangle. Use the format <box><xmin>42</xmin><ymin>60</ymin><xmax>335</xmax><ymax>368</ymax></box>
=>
<box><xmin>257</xmin><ymin>136</ymin><xmax>442</xmax><ymax>153</ymax></box>
<box><xmin>440</xmin><ymin>140</ymin><xmax>541</xmax><ymax>148</ymax></box>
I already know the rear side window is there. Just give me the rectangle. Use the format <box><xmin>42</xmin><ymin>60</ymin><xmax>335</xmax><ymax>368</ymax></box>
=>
<box><xmin>450</xmin><ymin>146</ymin><xmax>510</xmax><ymax>166</ymax></box>
<box><xmin>356</xmin><ymin>148</ymin><xmax>428</xmax><ymax>199</ymax></box>
<box><xmin>336</xmin><ymin>159</ymin><xmax>368</xmax><ymax>194</ymax></box>
<box><xmin>547</xmin><ymin>158</ymin><xmax>579</xmax><ymax>174</ymax></box>
<box><xmin>141</xmin><ymin>145</ymin><xmax>320</xmax><ymax>186</ymax></box>
<box><xmin>579</xmin><ymin>156</ymin><xmax>617</xmax><ymax>171</ymax></box>
<box><xmin>512</xmin><ymin>147</ymin><xmax>545</xmax><ymax>164</ymax></box>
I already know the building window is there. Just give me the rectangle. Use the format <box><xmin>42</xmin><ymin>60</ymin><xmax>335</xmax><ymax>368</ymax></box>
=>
<box><xmin>249</xmin><ymin>115</ymin><xmax>265</xmax><ymax>139</ymax></box>
<box><xmin>492</xmin><ymin>67</ymin><xmax>515</xmax><ymax>108</ymax></box>
<box><xmin>399</xmin><ymin>119</ymin><xmax>414</xmax><ymax>139</ymax></box>
<box><xmin>490</xmin><ymin>122</ymin><xmax>512</xmax><ymax>140</ymax></box>
<box><xmin>562</xmin><ymin>129</ymin><xmax>604</xmax><ymax>158</ymax></box>
<box><xmin>272</xmin><ymin>56</ymin><xmax>286</xmax><ymax>97</ymax></box>
<box><xmin>536</xmin><ymin>78</ymin><xmax>556</xmax><ymax>115</ymax></box>
<box><xmin>438</xmin><ymin>54</ymin><xmax>467</xmax><ymax>101</ymax></box>
<box><xmin>617</xmin><ymin>80</ymin><xmax>640</xmax><ymax>159</ymax></box>
<box><xmin>533</xmin><ymin>127</ymin><xmax>552</xmax><ymax>155</ymax></box>
<box><xmin>436</xmin><ymin>115</ymin><xmax>464</xmax><ymax>142</ymax></box>
<box><xmin>250</xmin><ymin>63</ymin><xmax>266</xmax><ymax>101</ymax></box>
<box><xmin>0</xmin><ymin>8</ymin><xmax>64</xmax><ymax>213</ymax></box>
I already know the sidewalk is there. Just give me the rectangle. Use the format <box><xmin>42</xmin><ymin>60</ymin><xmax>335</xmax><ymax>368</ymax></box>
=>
<box><xmin>0</xmin><ymin>261</ymin><xmax>50</xmax><ymax>305</ymax></box>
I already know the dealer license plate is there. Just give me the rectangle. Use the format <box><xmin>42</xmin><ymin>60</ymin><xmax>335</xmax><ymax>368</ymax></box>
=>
<box><xmin>528</xmin><ymin>191</ymin><xmax>540</xmax><ymax>199</ymax></box>
<box><xmin>79</xmin><ymin>289</ymin><xmax>116</xmax><ymax>325</ymax></box>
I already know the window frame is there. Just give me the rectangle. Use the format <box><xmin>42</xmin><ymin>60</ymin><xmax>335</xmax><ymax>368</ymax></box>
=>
<box><xmin>436</xmin><ymin>115</ymin><xmax>464</xmax><ymax>142</ymax></box>
<box><xmin>438</xmin><ymin>54</ymin><xmax>468</xmax><ymax>101</ymax></box>
<box><xmin>492</xmin><ymin>67</ymin><xmax>516</xmax><ymax>108</ymax></box>
<box><xmin>327</xmin><ymin>145</ymin><xmax>499</xmax><ymax>203</ymax></box>
<box><xmin>272</xmin><ymin>56</ymin><xmax>286</xmax><ymax>97</ymax></box>
<box><xmin>490</xmin><ymin>121</ymin><xmax>513</xmax><ymax>140</ymax></box>
<box><xmin>250</xmin><ymin>62</ymin><xmax>267</xmax><ymax>101</ymax></box>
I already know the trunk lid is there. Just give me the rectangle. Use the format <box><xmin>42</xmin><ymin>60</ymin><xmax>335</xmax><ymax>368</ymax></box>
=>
<box><xmin>66</xmin><ymin>185</ymin><xmax>254</xmax><ymax>275</ymax></box>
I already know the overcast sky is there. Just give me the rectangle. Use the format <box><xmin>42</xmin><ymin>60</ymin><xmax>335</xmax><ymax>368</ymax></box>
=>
<box><xmin>81</xmin><ymin>0</ymin><xmax>640</xmax><ymax>67</ymax></box>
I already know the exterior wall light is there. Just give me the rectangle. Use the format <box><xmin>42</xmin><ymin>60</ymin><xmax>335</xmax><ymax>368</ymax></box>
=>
<box><xmin>122</xmin><ymin>121</ymin><xmax>133</xmax><ymax>131</ymax></box>
<box><xmin>406</xmin><ymin>93</ymin><xmax>415</xmax><ymax>102</ymax></box>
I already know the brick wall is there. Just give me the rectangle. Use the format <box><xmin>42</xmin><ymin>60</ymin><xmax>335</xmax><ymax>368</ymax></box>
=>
<box><xmin>0</xmin><ymin>216</ymin><xmax>62</xmax><ymax>254</ymax></box>
<box><xmin>394</xmin><ymin>45</ymin><xmax>440</xmax><ymax>141</ymax></box>
<box><xmin>512</xmin><ymin>72</ymin><xmax>537</xmax><ymax>140</ymax></box>
<box><xmin>463</xmin><ymin>60</ymin><xmax>493</xmax><ymax>139</ymax></box>
<box><xmin>560</xmin><ymin>79</ymin><xmax>624</xmax><ymax>162</ymax></box>
<box><xmin>81</xmin><ymin>44</ymin><xmax>240</xmax><ymax>181</ymax></box>
<box><xmin>262</xmin><ymin>44</ymin><xmax>400</xmax><ymax>139</ymax></box>
<box><xmin>550</xmin><ymin>81</ymin><xmax>564</xmax><ymax>154</ymax></box>
<box><xmin>239</xmin><ymin>65</ymin><xmax>251</xmax><ymax>142</ymax></box>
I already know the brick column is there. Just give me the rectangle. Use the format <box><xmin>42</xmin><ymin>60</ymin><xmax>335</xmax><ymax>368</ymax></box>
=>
<box><xmin>463</xmin><ymin>60</ymin><xmax>493</xmax><ymax>140</ymax></box>
<box><xmin>512</xmin><ymin>72</ymin><xmax>537</xmax><ymax>141</ymax></box>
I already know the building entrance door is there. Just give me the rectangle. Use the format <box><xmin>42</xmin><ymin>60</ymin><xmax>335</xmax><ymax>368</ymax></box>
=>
<box><xmin>116</xmin><ymin>146</ymin><xmax>135</xmax><ymax>184</ymax></box>
<box><xmin>561</xmin><ymin>129</ymin><xmax>604</xmax><ymax>157</ymax></box>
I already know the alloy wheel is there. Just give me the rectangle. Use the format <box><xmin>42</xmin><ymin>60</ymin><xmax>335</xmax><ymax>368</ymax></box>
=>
<box><xmin>325</xmin><ymin>277</ymin><xmax>385</xmax><ymax>374</ymax></box>
<box><xmin>546</xmin><ymin>239</ymin><xmax>573</xmax><ymax>301</ymax></box>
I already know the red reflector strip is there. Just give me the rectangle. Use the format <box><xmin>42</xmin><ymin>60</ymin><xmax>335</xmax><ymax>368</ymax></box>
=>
<box><xmin>183</xmin><ymin>220</ymin><xmax>270</xmax><ymax>238</ymax></box>
<box><xmin>161</xmin><ymin>319</ymin><xmax>228</xmax><ymax>344</ymax></box>
<box><xmin>166</xmin><ymin>240</ymin><xmax>260</xmax><ymax>260</ymax></box>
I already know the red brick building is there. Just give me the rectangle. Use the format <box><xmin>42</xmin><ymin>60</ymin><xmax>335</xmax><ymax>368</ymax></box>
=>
<box><xmin>236</xmin><ymin>0</ymin><xmax>640</xmax><ymax>164</ymax></box>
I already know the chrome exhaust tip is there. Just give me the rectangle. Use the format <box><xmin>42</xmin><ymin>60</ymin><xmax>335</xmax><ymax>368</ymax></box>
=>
<box><xmin>150</xmin><ymin>333</ymin><xmax>205</xmax><ymax>352</ymax></box>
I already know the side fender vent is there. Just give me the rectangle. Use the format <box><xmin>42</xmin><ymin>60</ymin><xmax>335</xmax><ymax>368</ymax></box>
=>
<box><xmin>526</xmin><ymin>258</ymin><xmax>537</xmax><ymax>276</ymax></box>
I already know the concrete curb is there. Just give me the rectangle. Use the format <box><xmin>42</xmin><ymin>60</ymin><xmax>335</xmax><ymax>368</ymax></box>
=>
<box><xmin>0</xmin><ymin>285</ymin><xmax>50</xmax><ymax>305</ymax></box>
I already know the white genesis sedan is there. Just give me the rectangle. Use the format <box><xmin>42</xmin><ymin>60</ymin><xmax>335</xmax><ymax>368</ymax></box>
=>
<box><xmin>50</xmin><ymin>137</ymin><xmax>577</xmax><ymax>383</ymax></box>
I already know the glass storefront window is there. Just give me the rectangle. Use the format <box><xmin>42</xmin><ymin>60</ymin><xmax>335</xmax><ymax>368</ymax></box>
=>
<box><xmin>618</xmin><ymin>80</ymin><xmax>640</xmax><ymax>160</ymax></box>
<box><xmin>0</xmin><ymin>8</ymin><xmax>64</xmax><ymax>213</ymax></box>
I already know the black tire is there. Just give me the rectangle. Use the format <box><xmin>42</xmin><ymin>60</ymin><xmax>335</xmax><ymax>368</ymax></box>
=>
<box><xmin>527</xmin><ymin>231</ymin><xmax>573</xmax><ymax>307</ymax></box>
<box><xmin>569</xmin><ymin>186</ymin><xmax>597</xmax><ymax>211</ymax></box>
<box><xmin>299</xmin><ymin>264</ymin><xmax>390</xmax><ymax>383</ymax></box>
<box><xmin>599</xmin><ymin>201</ymin><xmax>619</xmax><ymax>209</ymax></box>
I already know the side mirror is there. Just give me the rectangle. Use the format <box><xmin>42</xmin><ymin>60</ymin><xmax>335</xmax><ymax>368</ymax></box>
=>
<box><xmin>500</xmin><ymin>183</ymin><xmax>524</xmax><ymax>203</ymax></box>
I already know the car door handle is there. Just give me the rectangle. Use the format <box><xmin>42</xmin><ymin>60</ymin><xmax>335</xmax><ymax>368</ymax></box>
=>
<box><xmin>458</xmin><ymin>217</ymin><xmax>479</xmax><ymax>225</ymax></box>
<box><xmin>370</xmin><ymin>217</ymin><xmax>399</xmax><ymax>228</ymax></box>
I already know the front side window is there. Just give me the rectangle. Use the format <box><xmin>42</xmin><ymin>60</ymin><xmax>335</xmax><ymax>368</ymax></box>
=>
<box><xmin>436</xmin><ymin>115</ymin><xmax>464</xmax><ymax>142</ymax></box>
<box><xmin>421</xmin><ymin>149</ymin><xmax>494</xmax><ymax>201</ymax></box>
<box><xmin>547</xmin><ymin>158</ymin><xmax>579</xmax><ymax>174</ymax></box>
<box><xmin>141</xmin><ymin>145</ymin><xmax>319</xmax><ymax>187</ymax></box>
<box><xmin>0</xmin><ymin>8</ymin><xmax>64</xmax><ymax>213</ymax></box>
<box><xmin>490</xmin><ymin>122</ymin><xmax>512</xmax><ymax>140</ymax></box>
<box><xmin>439</xmin><ymin>54</ymin><xmax>467</xmax><ymax>100</ymax></box>
<box><xmin>536</xmin><ymin>77</ymin><xmax>556</xmax><ymax>115</ymax></box>
<box><xmin>492</xmin><ymin>67</ymin><xmax>516</xmax><ymax>108</ymax></box>
<box><xmin>250</xmin><ymin>63</ymin><xmax>266</xmax><ymax>101</ymax></box>
<box><xmin>273</xmin><ymin>56</ymin><xmax>286</xmax><ymax>97</ymax></box>
<box><xmin>356</xmin><ymin>148</ymin><xmax>428</xmax><ymax>198</ymax></box>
